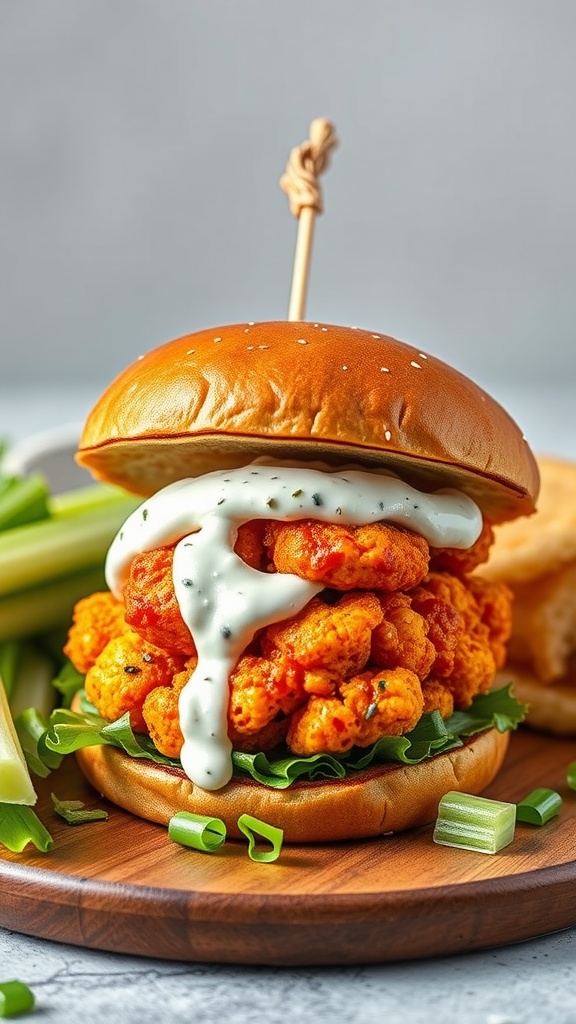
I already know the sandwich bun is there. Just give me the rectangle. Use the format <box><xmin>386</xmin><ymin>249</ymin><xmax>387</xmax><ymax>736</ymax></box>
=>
<box><xmin>76</xmin><ymin>321</ymin><xmax>539</xmax><ymax>523</ymax></box>
<box><xmin>73</xmin><ymin>697</ymin><xmax>509</xmax><ymax>843</ymax></box>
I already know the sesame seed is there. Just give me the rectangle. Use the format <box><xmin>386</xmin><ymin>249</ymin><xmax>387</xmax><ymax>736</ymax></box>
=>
<box><xmin>411</xmin><ymin>361</ymin><xmax>422</xmax><ymax>369</ymax></box>
<box><xmin>342</xmin><ymin>365</ymin><xmax>348</xmax><ymax>370</ymax></box>
<box><xmin>372</xmin><ymin>334</ymin><xmax>380</xmax><ymax>339</ymax></box>
<box><xmin>258</xmin><ymin>345</ymin><xmax>269</xmax><ymax>350</ymax></box>
<box><xmin>244</xmin><ymin>328</ymin><xmax>250</xmax><ymax>333</ymax></box>
<box><xmin>313</xmin><ymin>323</ymin><xmax>319</xmax><ymax>327</ymax></box>
<box><xmin>351</xmin><ymin>326</ymin><xmax>358</xmax><ymax>330</ymax></box>
<box><xmin>214</xmin><ymin>336</ymin><xmax>222</xmax><ymax>342</ymax></box>
<box><xmin>321</xmin><ymin>327</ymin><xmax>328</xmax><ymax>331</ymax></box>
<box><xmin>248</xmin><ymin>321</ymin><xmax>255</xmax><ymax>325</ymax></box>
<box><xmin>186</xmin><ymin>349</ymin><xmax>195</xmax><ymax>355</ymax></box>
<box><xmin>419</xmin><ymin>352</ymin><xmax>428</xmax><ymax>359</ymax></box>
<box><xmin>297</xmin><ymin>338</ymin><xmax>308</xmax><ymax>345</ymax></box>
<box><xmin>385</xmin><ymin>430</ymin><xmax>392</xmax><ymax>441</ymax></box>
<box><xmin>247</xmin><ymin>345</ymin><xmax>254</xmax><ymax>350</ymax></box>
<box><xmin>380</xmin><ymin>367</ymin><xmax>390</xmax><ymax>372</ymax></box>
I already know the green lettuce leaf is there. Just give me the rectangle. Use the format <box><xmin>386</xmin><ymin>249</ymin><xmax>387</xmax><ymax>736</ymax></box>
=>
<box><xmin>44</xmin><ymin>684</ymin><xmax>526</xmax><ymax>790</ymax></box>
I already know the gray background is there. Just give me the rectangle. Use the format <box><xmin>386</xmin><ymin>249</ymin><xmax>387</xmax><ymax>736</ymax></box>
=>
<box><xmin>1</xmin><ymin>0</ymin><xmax>575</xmax><ymax>394</ymax></box>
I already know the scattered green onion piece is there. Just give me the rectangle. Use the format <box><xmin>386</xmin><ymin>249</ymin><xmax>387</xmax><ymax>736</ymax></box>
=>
<box><xmin>0</xmin><ymin>980</ymin><xmax>35</xmax><ymax>1018</ymax></box>
<box><xmin>0</xmin><ymin>805</ymin><xmax>53</xmax><ymax>853</ymax></box>
<box><xmin>51</xmin><ymin>793</ymin><xmax>108</xmax><ymax>825</ymax></box>
<box><xmin>433</xmin><ymin>791</ymin><xmax>516</xmax><ymax>854</ymax></box>
<box><xmin>567</xmin><ymin>762</ymin><xmax>576</xmax><ymax>791</ymax></box>
<box><xmin>168</xmin><ymin>811</ymin><xmax>226</xmax><ymax>852</ymax></box>
<box><xmin>516</xmin><ymin>788</ymin><xmax>562</xmax><ymax>826</ymax></box>
<box><xmin>237</xmin><ymin>813</ymin><xmax>284</xmax><ymax>863</ymax></box>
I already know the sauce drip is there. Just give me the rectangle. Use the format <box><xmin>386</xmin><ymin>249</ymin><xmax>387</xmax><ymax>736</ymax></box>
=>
<box><xmin>106</xmin><ymin>464</ymin><xmax>482</xmax><ymax>790</ymax></box>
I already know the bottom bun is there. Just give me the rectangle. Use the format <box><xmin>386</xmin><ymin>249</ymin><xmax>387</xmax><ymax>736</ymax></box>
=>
<box><xmin>496</xmin><ymin>667</ymin><xmax>576</xmax><ymax>737</ymax></box>
<box><xmin>75</xmin><ymin>727</ymin><xmax>509</xmax><ymax>844</ymax></box>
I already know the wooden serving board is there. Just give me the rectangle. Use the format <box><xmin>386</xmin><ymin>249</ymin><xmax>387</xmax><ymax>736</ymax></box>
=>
<box><xmin>2</xmin><ymin>729</ymin><xmax>576</xmax><ymax>966</ymax></box>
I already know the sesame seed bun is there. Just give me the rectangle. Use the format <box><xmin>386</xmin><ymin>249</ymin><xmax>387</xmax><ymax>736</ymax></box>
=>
<box><xmin>73</xmin><ymin>713</ymin><xmax>509</xmax><ymax>843</ymax></box>
<box><xmin>76</xmin><ymin>322</ymin><xmax>539</xmax><ymax>524</ymax></box>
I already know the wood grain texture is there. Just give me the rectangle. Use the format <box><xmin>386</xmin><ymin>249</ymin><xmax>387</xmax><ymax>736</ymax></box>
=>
<box><xmin>2</xmin><ymin>729</ymin><xmax>576</xmax><ymax>965</ymax></box>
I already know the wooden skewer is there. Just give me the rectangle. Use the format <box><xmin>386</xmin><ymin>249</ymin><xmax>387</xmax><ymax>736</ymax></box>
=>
<box><xmin>280</xmin><ymin>118</ymin><xmax>338</xmax><ymax>321</ymax></box>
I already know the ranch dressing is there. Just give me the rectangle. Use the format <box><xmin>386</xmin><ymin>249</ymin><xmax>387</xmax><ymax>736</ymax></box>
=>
<box><xmin>105</xmin><ymin>464</ymin><xmax>482</xmax><ymax>791</ymax></box>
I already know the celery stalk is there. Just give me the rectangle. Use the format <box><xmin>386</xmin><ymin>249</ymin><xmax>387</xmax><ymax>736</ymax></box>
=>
<box><xmin>8</xmin><ymin>643</ymin><xmax>57</xmax><ymax>721</ymax></box>
<box><xmin>0</xmin><ymin>473</ymin><xmax>50</xmax><ymax>530</ymax></box>
<box><xmin>0</xmin><ymin>496</ymin><xmax>138</xmax><ymax>597</ymax></box>
<box><xmin>433</xmin><ymin>791</ymin><xmax>516</xmax><ymax>854</ymax></box>
<box><xmin>0</xmin><ymin>679</ymin><xmax>37</xmax><ymax>805</ymax></box>
<box><xmin>0</xmin><ymin>565</ymin><xmax>107</xmax><ymax>643</ymax></box>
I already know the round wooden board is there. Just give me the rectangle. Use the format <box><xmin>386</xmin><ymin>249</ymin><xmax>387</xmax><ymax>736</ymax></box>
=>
<box><xmin>2</xmin><ymin>729</ymin><xmax>576</xmax><ymax>965</ymax></box>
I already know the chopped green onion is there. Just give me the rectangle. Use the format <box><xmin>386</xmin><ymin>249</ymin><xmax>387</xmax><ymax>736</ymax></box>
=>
<box><xmin>0</xmin><ymin>804</ymin><xmax>53</xmax><ymax>853</ymax></box>
<box><xmin>0</xmin><ymin>680</ymin><xmax>36</xmax><ymax>805</ymax></box>
<box><xmin>168</xmin><ymin>811</ymin><xmax>226</xmax><ymax>852</ymax></box>
<box><xmin>237</xmin><ymin>813</ymin><xmax>284</xmax><ymax>863</ymax></box>
<box><xmin>433</xmin><ymin>791</ymin><xmax>516</xmax><ymax>854</ymax></box>
<box><xmin>51</xmin><ymin>792</ymin><xmax>108</xmax><ymax>825</ymax></box>
<box><xmin>0</xmin><ymin>980</ymin><xmax>35</xmax><ymax>1017</ymax></box>
<box><xmin>516</xmin><ymin>788</ymin><xmax>562</xmax><ymax>826</ymax></box>
<box><xmin>567</xmin><ymin>762</ymin><xmax>576</xmax><ymax>791</ymax></box>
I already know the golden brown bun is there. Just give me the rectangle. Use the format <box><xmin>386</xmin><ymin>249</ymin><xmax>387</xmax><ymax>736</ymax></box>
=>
<box><xmin>74</xmin><ymin>725</ymin><xmax>509</xmax><ymax>844</ymax></box>
<box><xmin>77</xmin><ymin>321</ymin><xmax>538</xmax><ymax>524</ymax></box>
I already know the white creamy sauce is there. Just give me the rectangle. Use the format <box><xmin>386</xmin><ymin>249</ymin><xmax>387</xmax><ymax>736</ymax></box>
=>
<box><xmin>105</xmin><ymin>464</ymin><xmax>482</xmax><ymax>791</ymax></box>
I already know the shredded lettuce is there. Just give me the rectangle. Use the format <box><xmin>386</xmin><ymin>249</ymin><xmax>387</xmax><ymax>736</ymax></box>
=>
<box><xmin>44</xmin><ymin>685</ymin><xmax>526</xmax><ymax>790</ymax></box>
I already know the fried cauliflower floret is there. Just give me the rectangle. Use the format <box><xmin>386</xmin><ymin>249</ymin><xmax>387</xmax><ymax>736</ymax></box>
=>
<box><xmin>429</xmin><ymin>517</ymin><xmax>495</xmax><ymax>576</ymax></box>
<box><xmin>64</xmin><ymin>591</ymin><xmax>128</xmax><ymax>674</ymax></box>
<box><xmin>286</xmin><ymin>667</ymin><xmax>423</xmax><ymax>755</ymax></box>
<box><xmin>421</xmin><ymin>678</ymin><xmax>455</xmax><ymax>719</ymax></box>
<box><xmin>122</xmin><ymin>546</ymin><xmax>196</xmax><ymax>656</ymax></box>
<box><xmin>266</xmin><ymin>520</ymin><xmax>430</xmax><ymax>591</ymax></box>
<box><xmin>466</xmin><ymin>575</ymin><xmax>513</xmax><ymax>669</ymax></box>
<box><xmin>371</xmin><ymin>592</ymin><xmax>436</xmax><ymax>679</ymax></box>
<box><xmin>410</xmin><ymin>570</ymin><xmax>512</xmax><ymax>708</ymax></box>
<box><xmin>85</xmin><ymin>630</ymin><xmax>187</xmax><ymax>733</ymax></box>
<box><xmin>228</xmin><ymin>654</ymin><xmax>305</xmax><ymax>734</ymax></box>
<box><xmin>263</xmin><ymin>591</ymin><xmax>383</xmax><ymax>679</ymax></box>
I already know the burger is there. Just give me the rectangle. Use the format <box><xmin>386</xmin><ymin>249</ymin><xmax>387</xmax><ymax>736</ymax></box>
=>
<box><xmin>59</xmin><ymin>321</ymin><xmax>539</xmax><ymax>843</ymax></box>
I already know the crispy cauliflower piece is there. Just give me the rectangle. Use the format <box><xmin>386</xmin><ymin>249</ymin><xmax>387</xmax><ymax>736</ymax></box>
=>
<box><xmin>429</xmin><ymin>517</ymin><xmax>495</xmax><ymax>576</ymax></box>
<box><xmin>286</xmin><ymin>667</ymin><xmax>423</xmax><ymax>755</ymax></box>
<box><xmin>266</xmin><ymin>520</ymin><xmax>430</xmax><ymax>591</ymax></box>
<box><xmin>64</xmin><ymin>591</ymin><xmax>128</xmax><ymax>674</ymax></box>
<box><xmin>263</xmin><ymin>591</ymin><xmax>383</xmax><ymax>678</ymax></box>
<box><xmin>421</xmin><ymin>678</ymin><xmax>454</xmax><ymax>719</ymax></box>
<box><xmin>371</xmin><ymin>592</ymin><xmax>436</xmax><ymax>679</ymax></box>
<box><xmin>122</xmin><ymin>546</ymin><xmax>196</xmax><ymax>656</ymax></box>
<box><xmin>466</xmin><ymin>575</ymin><xmax>513</xmax><ymax>669</ymax></box>
<box><xmin>85</xmin><ymin>630</ymin><xmax>187</xmax><ymax>732</ymax></box>
<box><xmin>228</xmin><ymin>653</ymin><xmax>305</xmax><ymax>734</ymax></box>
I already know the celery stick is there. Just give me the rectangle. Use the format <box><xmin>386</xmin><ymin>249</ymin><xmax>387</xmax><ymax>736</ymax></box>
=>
<box><xmin>8</xmin><ymin>643</ymin><xmax>57</xmax><ymax>721</ymax></box>
<box><xmin>0</xmin><ymin>680</ymin><xmax>37</xmax><ymax>805</ymax></box>
<box><xmin>0</xmin><ymin>565</ymin><xmax>106</xmax><ymax>643</ymax></box>
<box><xmin>0</xmin><ymin>641</ymin><xmax>23</xmax><ymax>702</ymax></box>
<box><xmin>49</xmin><ymin>482</ymin><xmax>134</xmax><ymax>518</ymax></box>
<box><xmin>433</xmin><ymin>791</ymin><xmax>516</xmax><ymax>854</ymax></box>
<box><xmin>0</xmin><ymin>473</ymin><xmax>50</xmax><ymax>530</ymax></box>
<box><xmin>0</xmin><ymin>496</ymin><xmax>138</xmax><ymax>597</ymax></box>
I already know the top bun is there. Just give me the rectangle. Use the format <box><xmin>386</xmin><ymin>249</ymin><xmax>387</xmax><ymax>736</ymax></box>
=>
<box><xmin>77</xmin><ymin>321</ymin><xmax>539</xmax><ymax>523</ymax></box>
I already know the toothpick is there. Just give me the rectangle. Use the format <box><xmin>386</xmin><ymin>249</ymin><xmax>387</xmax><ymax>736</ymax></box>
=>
<box><xmin>280</xmin><ymin>119</ymin><xmax>338</xmax><ymax>321</ymax></box>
